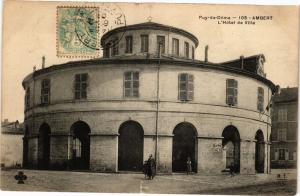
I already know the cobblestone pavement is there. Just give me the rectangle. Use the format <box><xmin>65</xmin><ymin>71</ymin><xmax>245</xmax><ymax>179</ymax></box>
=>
<box><xmin>0</xmin><ymin>169</ymin><xmax>297</xmax><ymax>194</ymax></box>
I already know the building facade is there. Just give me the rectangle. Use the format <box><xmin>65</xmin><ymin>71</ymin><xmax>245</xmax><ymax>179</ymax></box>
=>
<box><xmin>22</xmin><ymin>22</ymin><xmax>276</xmax><ymax>174</ymax></box>
<box><xmin>1</xmin><ymin>120</ymin><xmax>24</xmax><ymax>167</ymax></box>
<box><xmin>270</xmin><ymin>87</ymin><xmax>298</xmax><ymax>168</ymax></box>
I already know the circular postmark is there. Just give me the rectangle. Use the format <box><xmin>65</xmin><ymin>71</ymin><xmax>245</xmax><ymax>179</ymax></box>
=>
<box><xmin>74</xmin><ymin>7</ymin><xmax>99</xmax><ymax>50</ymax></box>
<box><xmin>98</xmin><ymin>3</ymin><xmax>126</xmax><ymax>52</ymax></box>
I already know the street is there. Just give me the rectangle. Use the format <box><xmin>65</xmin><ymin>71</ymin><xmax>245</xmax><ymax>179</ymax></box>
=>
<box><xmin>0</xmin><ymin>169</ymin><xmax>297</xmax><ymax>195</ymax></box>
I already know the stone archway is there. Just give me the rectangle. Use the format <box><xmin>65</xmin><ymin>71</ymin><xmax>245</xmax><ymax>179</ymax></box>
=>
<box><xmin>70</xmin><ymin>121</ymin><xmax>91</xmax><ymax>170</ymax></box>
<box><xmin>172</xmin><ymin>122</ymin><xmax>198</xmax><ymax>172</ymax></box>
<box><xmin>222</xmin><ymin>125</ymin><xmax>240</xmax><ymax>173</ymax></box>
<box><xmin>118</xmin><ymin>120</ymin><xmax>144</xmax><ymax>171</ymax></box>
<box><xmin>38</xmin><ymin>123</ymin><xmax>51</xmax><ymax>169</ymax></box>
<box><xmin>255</xmin><ymin>130</ymin><xmax>265</xmax><ymax>173</ymax></box>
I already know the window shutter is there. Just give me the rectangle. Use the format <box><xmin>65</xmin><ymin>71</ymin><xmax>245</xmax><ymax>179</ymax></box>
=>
<box><xmin>257</xmin><ymin>87</ymin><xmax>264</xmax><ymax>112</ymax></box>
<box><xmin>275</xmin><ymin>149</ymin><xmax>279</xmax><ymax>160</ymax></box>
<box><xmin>226</xmin><ymin>79</ymin><xmax>229</xmax><ymax>104</ymax></box>
<box><xmin>187</xmin><ymin>74</ymin><xmax>194</xmax><ymax>100</ymax></box>
<box><xmin>285</xmin><ymin>149</ymin><xmax>289</xmax><ymax>160</ymax></box>
<box><xmin>234</xmin><ymin>80</ymin><xmax>238</xmax><ymax>105</ymax></box>
<box><xmin>178</xmin><ymin>74</ymin><xmax>181</xmax><ymax>100</ymax></box>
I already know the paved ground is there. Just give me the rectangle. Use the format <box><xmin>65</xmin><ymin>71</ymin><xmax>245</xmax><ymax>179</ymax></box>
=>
<box><xmin>0</xmin><ymin>168</ymin><xmax>297</xmax><ymax>195</ymax></box>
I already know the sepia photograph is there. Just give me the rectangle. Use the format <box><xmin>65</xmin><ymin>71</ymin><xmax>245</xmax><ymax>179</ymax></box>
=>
<box><xmin>1</xmin><ymin>0</ymin><xmax>299</xmax><ymax>195</ymax></box>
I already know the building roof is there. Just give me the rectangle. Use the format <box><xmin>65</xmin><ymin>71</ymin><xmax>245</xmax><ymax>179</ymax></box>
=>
<box><xmin>22</xmin><ymin>56</ymin><xmax>276</xmax><ymax>93</ymax></box>
<box><xmin>273</xmin><ymin>87</ymin><xmax>298</xmax><ymax>103</ymax></box>
<box><xmin>221</xmin><ymin>54</ymin><xmax>265</xmax><ymax>74</ymax></box>
<box><xmin>1</xmin><ymin>120</ymin><xmax>24</xmax><ymax>135</ymax></box>
<box><xmin>100</xmin><ymin>22</ymin><xmax>199</xmax><ymax>48</ymax></box>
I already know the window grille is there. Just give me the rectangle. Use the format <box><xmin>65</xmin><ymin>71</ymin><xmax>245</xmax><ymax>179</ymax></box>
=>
<box><xmin>226</xmin><ymin>79</ymin><xmax>238</xmax><ymax>106</ymax></box>
<box><xmin>178</xmin><ymin>73</ymin><xmax>194</xmax><ymax>101</ymax></box>
<box><xmin>257</xmin><ymin>87</ymin><xmax>264</xmax><ymax>112</ymax></box>
<box><xmin>124</xmin><ymin>71</ymin><xmax>139</xmax><ymax>97</ymax></box>
<box><xmin>74</xmin><ymin>73</ymin><xmax>88</xmax><ymax>100</ymax></box>
<box><xmin>41</xmin><ymin>79</ymin><xmax>50</xmax><ymax>104</ymax></box>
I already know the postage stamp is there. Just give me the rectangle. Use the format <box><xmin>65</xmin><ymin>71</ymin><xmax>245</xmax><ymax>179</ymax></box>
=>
<box><xmin>57</xmin><ymin>6</ymin><xmax>99</xmax><ymax>57</ymax></box>
<box><xmin>57</xmin><ymin>4</ymin><xmax>126</xmax><ymax>58</ymax></box>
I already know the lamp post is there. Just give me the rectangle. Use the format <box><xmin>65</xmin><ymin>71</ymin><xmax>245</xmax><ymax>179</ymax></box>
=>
<box><xmin>155</xmin><ymin>42</ymin><xmax>163</xmax><ymax>171</ymax></box>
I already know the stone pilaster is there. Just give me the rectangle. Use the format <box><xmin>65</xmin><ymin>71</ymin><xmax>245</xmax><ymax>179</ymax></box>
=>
<box><xmin>157</xmin><ymin>134</ymin><xmax>173</xmax><ymax>173</ymax></box>
<box><xmin>240</xmin><ymin>139</ymin><xmax>256</xmax><ymax>174</ymax></box>
<box><xmin>89</xmin><ymin>133</ymin><xmax>118</xmax><ymax>172</ymax></box>
<box><xmin>197</xmin><ymin>136</ymin><xmax>224</xmax><ymax>174</ymax></box>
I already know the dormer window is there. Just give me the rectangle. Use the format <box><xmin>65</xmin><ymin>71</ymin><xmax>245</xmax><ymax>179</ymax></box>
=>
<box><xmin>103</xmin><ymin>43</ymin><xmax>111</xmax><ymax>58</ymax></box>
<box><xmin>141</xmin><ymin>35</ymin><xmax>149</xmax><ymax>53</ymax></box>
<box><xmin>112</xmin><ymin>39</ymin><xmax>119</xmax><ymax>56</ymax></box>
<box><xmin>172</xmin><ymin>38</ymin><xmax>179</xmax><ymax>56</ymax></box>
<box><xmin>157</xmin><ymin>36</ymin><xmax>165</xmax><ymax>55</ymax></box>
<box><xmin>125</xmin><ymin>36</ymin><xmax>133</xmax><ymax>53</ymax></box>
<box><xmin>184</xmin><ymin>42</ymin><xmax>189</xmax><ymax>58</ymax></box>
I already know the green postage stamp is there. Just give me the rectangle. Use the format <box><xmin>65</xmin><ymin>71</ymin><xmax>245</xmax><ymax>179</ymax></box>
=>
<box><xmin>57</xmin><ymin>6</ymin><xmax>99</xmax><ymax>57</ymax></box>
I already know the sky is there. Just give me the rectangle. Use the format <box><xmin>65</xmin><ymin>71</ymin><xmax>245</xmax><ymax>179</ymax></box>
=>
<box><xmin>2</xmin><ymin>1</ymin><xmax>299</xmax><ymax>122</ymax></box>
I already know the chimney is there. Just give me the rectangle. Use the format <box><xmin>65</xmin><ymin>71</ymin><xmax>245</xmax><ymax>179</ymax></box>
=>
<box><xmin>240</xmin><ymin>55</ymin><xmax>244</xmax><ymax>69</ymax></box>
<box><xmin>33</xmin><ymin>66</ymin><xmax>36</xmax><ymax>72</ymax></box>
<box><xmin>42</xmin><ymin>56</ymin><xmax>45</xmax><ymax>69</ymax></box>
<box><xmin>205</xmin><ymin>45</ymin><xmax>209</xmax><ymax>62</ymax></box>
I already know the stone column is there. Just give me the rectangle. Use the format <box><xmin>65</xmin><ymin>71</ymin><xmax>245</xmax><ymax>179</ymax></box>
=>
<box><xmin>240</xmin><ymin>139</ymin><xmax>256</xmax><ymax>174</ymax></box>
<box><xmin>89</xmin><ymin>133</ymin><xmax>118</xmax><ymax>172</ymax></box>
<box><xmin>197</xmin><ymin>136</ymin><xmax>224</xmax><ymax>174</ymax></box>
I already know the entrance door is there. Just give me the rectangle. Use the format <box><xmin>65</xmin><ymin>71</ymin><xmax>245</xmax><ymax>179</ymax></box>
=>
<box><xmin>118</xmin><ymin>121</ymin><xmax>144</xmax><ymax>171</ymax></box>
<box><xmin>70</xmin><ymin>121</ymin><xmax>91</xmax><ymax>170</ymax></box>
<box><xmin>38</xmin><ymin>123</ymin><xmax>51</xmax><ymax>169</ymax></box>
<box><xmin>222</xmin><ymin>125</ymin><xmax>240</xmax><ymax>173</ymax></box>
<box><xmin>172</xmin><ymin>123</ymin><xmax>197</xmax><ymax>172</ymax></box>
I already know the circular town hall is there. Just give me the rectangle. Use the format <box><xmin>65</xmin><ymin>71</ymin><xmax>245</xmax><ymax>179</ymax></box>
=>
<box><xmin>22</xmin><ymin>22</ymin><xmax>276</xmax><ymax>174</ymax></box>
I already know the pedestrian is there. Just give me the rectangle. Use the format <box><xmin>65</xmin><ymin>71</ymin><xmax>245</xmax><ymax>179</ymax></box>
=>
<box><xmin>229</xmin><ymin>162</ymin><xmax>234</xmax><ymax>177</ymax></box>
<box><xmin>147</xmin><ymin>154</ymin><xmax>156</xmax><ymax>180</ymax></box>
<box><xmin>186</xmin><ymin>157</ymin><xmax>192</xmax><ymax>175</ymax></box>
<box><xmin>142</xmin><ymin>160</ymin><xmax>148</xmax><ymax>179</ymax></box>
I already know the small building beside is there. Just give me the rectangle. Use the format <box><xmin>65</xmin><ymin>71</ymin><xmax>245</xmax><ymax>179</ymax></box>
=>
<box><xmin>1</xmin><ymin>120</ymin><xmax>24</xmax><ymax>168</ymax></box>
<box><xmin>270</xmin><ymin>87</ymin><xmax>298</xmax><ymax>168</ymax></box>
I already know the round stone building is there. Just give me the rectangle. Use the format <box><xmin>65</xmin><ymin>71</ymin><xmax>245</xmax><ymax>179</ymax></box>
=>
<box><xmin>22</xmin><ymin>22</ymin><xmax>276</xmax><ymax>174</ymax></box>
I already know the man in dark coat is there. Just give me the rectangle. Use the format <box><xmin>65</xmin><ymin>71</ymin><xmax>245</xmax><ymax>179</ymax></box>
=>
<box><xmin>147</xmin><ymin>154</ymin><xmax>156</xmax><ymax>180</ymax></box>
<box><xmin>142</xmin><ymin>160</ymin><xmax>148</xmax><ymax>179</ymax></box>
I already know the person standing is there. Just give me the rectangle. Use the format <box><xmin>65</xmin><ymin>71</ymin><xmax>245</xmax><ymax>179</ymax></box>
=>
<box><xmin>147</xmin><ymin>154</ymin><xmax>156</xmax><ymax>180</ymax></box>
<box><xmin>142</xmin><ymin>160</ymin><xmax>148</xmax><ymax>179</ymax></box>
<box><xmin>186</xmin><ymin>157</ymin><xmax>192</xmax><ymax>175</ymax></box>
